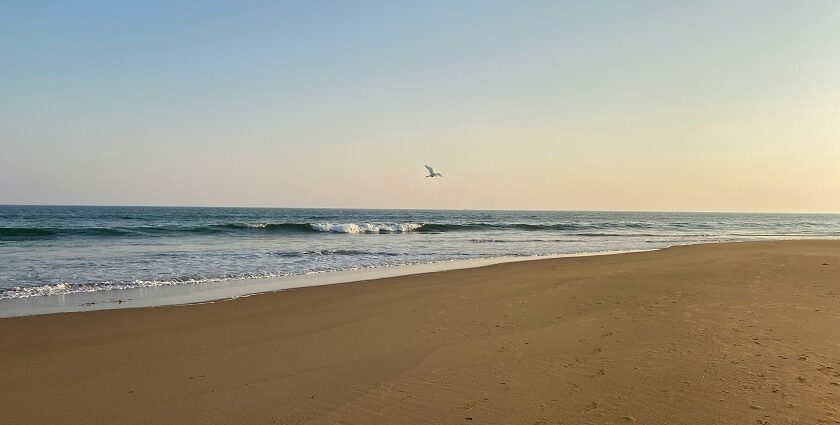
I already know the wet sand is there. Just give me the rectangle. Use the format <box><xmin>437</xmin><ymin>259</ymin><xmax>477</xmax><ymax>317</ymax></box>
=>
<box><xmin>1</xmin><ymin>240</ymin><xmax>839</xmax><ymax>424</ymax></box>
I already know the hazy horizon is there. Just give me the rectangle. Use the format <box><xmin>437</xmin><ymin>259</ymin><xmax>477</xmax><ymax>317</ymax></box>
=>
<box><xmin>3</xmin><ymin>1</ymin><xmax>839</xmax><ymax>213</ymax></box>
<box><xmin>3</xmin><ymin>203</ymin><xmax>840</xmax><ymax>215</ymax></box>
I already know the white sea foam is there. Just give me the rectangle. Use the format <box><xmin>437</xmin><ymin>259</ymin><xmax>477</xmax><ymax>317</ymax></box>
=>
<box><xmin>309</xmin><ymin>222</ymin><xmax>423</xmax><ymax>233</ymax></box>
<box><xmin>0</xmin><ymin>273</ymin><xmax>296</xmax><ymax>299</ymax></box>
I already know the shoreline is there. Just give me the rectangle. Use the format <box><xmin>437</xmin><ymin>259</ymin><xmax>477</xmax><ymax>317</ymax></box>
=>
<box><xmin>0</xmin><ymin>249</ymin><xmax>650</xmax><ymax>318</ymax></box>
<box><xmin>3</xmin><ymin>236</ymin><xmax>838</xmax><ymax>318</ymax></box>
<box><xmin>2</xmin><ymin>240</ymin><xmax>839</xmax><ymax>424</ymax></box>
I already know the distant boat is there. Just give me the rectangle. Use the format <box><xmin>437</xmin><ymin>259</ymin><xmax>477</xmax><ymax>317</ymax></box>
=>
<box><xmin>424</xmin><ymin>165</ymin><xmax>443</xmax><ymax>178</ymax></box>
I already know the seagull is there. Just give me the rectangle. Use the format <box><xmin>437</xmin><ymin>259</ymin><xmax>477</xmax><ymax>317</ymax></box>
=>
<box><xmin>424</xmin><ymin>165</ymin><xmax>443</xmax><ymax>178</ymax></box>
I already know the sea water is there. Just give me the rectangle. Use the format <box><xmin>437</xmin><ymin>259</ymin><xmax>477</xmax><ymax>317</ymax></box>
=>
<box><xmin>1</xmin><ymin>206</ymin><xmax>838</xmax><ymax>302</ymax></box>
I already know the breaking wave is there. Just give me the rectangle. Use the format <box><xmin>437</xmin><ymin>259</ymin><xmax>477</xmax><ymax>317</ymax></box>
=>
<box><xmin>1</xmin><ymin>221</ymin><xmax>783</xmax><ymax>240</ymax></box>
<box><xmin>308</xmin><ymin>223</ymin><xmax>423</xmax><ymax>233</ymax></box>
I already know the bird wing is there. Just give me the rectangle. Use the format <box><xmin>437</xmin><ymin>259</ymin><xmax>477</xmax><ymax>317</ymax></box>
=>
<box><xmin>424</xmin><ymin>165</ymin><xmax>434</xmax><ymax>174</ymax></box>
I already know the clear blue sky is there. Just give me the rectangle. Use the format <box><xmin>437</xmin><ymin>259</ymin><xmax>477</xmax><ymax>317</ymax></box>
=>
<box><xmin>2</xmin><ymin>1</ymin><xmax>839</xmax><ymax>211</ymax></box>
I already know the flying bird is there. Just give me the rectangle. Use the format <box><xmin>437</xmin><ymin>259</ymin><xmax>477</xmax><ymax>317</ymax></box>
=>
<box><xmin>424</xmin><ymin>165</ymin><xmax>443</xmax><ymax>178</ymax></box>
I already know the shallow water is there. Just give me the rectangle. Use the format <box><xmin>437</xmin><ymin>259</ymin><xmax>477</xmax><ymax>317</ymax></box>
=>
<box><xmin>1</xmin><ymin>206</ymin><xmax>838</xmax><ymax>300</ymax></box>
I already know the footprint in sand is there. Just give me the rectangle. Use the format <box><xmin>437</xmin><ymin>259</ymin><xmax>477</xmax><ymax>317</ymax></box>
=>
<box><xmin>588</xmin><ymin>369</ymin><xmax>606</xmax><ymax>378</ymax></box>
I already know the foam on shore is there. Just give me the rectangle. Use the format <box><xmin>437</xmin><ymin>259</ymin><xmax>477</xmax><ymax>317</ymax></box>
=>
<box><xmin>0</xmin><ymin>249</ymin><xmax>647</xmax><ymax>318</ymax></box>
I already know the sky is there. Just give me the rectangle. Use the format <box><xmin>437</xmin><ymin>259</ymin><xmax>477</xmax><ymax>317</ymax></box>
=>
<box><xmin>2</xmin><ymin>1</ymin><xmax>839</xmax><ymax>212</ymax></box>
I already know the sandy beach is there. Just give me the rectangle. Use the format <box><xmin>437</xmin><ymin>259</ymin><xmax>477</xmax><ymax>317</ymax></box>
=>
<box><xmin>2</xmin><ymin>240</ymin><xmax>839</xmax><ymax>424</ymax></box>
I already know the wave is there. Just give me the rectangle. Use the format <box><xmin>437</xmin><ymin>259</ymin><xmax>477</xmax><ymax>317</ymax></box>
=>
<box><xmin>0</xmin><ymin>223</ymin><xmax>315</xmax><ymax>239</ymax></box>
<box><xmin>418</xmin><ymin>222</ymin><xmax>653</xmax><ymax>232</ymax></box>
<box><xmin>0</xmin><ymin>222</ymin><xmax>426</xmax><ymax>239</ymax></box>
<box><xmin>214</xmin><ymin>223</ymin><xmax>313</xmax><ymax>232</ymax></box>
<box><xmin>0</xmin><ymin>227</ymin><xmax>136</xmax><ymax>238</ymax></box>
<box><xmin>309</xmin><ymin>223</ymin><xmax>423</xmax><ymax>233</ymax></box>
<box><xmin>0</xmin><ymin>221</ymin><xmax>753</xmax><ymax>240</ymax></box>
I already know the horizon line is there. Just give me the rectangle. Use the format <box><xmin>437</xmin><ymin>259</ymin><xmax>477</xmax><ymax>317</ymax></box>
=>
<box><xmin>1</xmin><ymin>203</ymin><xmax>837</xmax><ymax>215</ymax></box>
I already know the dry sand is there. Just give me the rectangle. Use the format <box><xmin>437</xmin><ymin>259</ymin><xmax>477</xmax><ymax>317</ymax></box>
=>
<box><xmin>2</xmin><ymin>240</ymin><xmax>840</xmax><ymax>424</ymax></box>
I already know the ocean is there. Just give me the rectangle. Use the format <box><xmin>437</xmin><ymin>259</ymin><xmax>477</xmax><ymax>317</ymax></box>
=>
<box><xmin>1</xmin><ymin>205</ymin><xmax>839</xmax><ymax>302</ymax></box>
